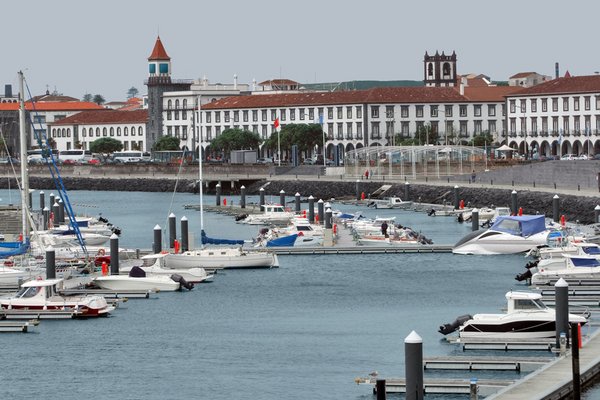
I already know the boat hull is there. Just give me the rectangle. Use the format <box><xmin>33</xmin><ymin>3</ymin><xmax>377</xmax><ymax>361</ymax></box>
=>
<box><xmin>94</xmin><ymin>275</ymin><xmax>180</xmax><ymax>291</ymax></box>
<box><xmin>165</xmin><ymin>250</ymin><xmax>278</xmax><ymax>269</ymax></box>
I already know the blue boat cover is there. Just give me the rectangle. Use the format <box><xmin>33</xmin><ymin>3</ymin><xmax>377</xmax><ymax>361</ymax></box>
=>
<box><xmin>571</xmin><ymin>257</ymin><xmax>600</xmax><ymax>268</ymax></box>
<box><xmin>490</xmin><ymin>215</ymin><xmax>546</xmax><ymax>237</ymax></box>
<box><xmin>200</xmin><ymin>229</ymin><xmax>245</xmax><ymax>245</ymax></box>
<box><xmin>582</xmin><ymin>246</ymin><xmax>600</xmax><ymax>255</ymax></box>
<box><xmin>0</xmin><ymin>239</ymin><xmax>30</xmax><ymax>258</ymax></box>
<box><xmin>266</xmin><ymin>234</ymin><xmax>298</xmax><ymax>247</ymax></box>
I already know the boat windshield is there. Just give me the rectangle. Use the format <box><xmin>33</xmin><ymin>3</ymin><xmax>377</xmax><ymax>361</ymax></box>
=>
<box><xmin>296</xmin><ymin>226</ymin><xmax>312</xmax><ymax>231</ymax></box>
<box><xmin>15</xmin><ymin>286</ymin><xmax>40</xmax><ymax>298</ymax></box>
<box><xmin>514</xmin><ymin>298</ymin><xmax>547</xmax><ymax>310</ymax></box>
<box><xmin>583</xmin><ymin>246</ymin><xmax>600</xmax><ymax>255</ymax></box>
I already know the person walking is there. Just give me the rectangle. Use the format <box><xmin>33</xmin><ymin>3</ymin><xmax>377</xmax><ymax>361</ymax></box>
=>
<box><xmin>471</xmin><ymin>169</ymin><xmax>476</xmax><ymax>183</ymax></box>
<box><xmin>381</xmin><ymin>221</ymin><xmax>388</xmax><ymax>238</ymax></box>
<box><xmin>365</xmin><ymin>170</ymin><xmax>369</xmax><ymax>180</ymax></box>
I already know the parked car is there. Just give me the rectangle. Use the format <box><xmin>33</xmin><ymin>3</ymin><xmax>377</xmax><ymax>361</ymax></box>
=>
<box><xmin>87</xmin><ymin>158</ymin><xmax>101</xmax><ymax>165</ymax></box>
<box><xmin>560</xmin><ymin>154</ymin><xmax>575</xmax><ymax>161</ymax></box>
<box><xmin>256</xmin><ymin>157</ymin><xmax>273</xmax><ymax>164</ymax></box>
<box><xmin>576</xmin><ymin>154</ymin><xmax>589</xmax><ymax>160</ymax></box>
<box><xmin>303</xmin><ymin>158</ymin><xmax>316</xmax><ymax>165</ymax></box>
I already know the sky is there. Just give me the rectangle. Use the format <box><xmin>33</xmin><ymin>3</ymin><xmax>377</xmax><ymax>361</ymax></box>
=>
<box><xmin>2</xmin><ymin>0</ymin><xmax>599</xmax><ymax>102</ymax></box>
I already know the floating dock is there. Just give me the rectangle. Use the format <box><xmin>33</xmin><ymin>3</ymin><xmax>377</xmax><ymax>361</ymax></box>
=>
<box><xmin>356</xmin><ymin>377</ymin><xmax>514</xmax><ymax>396</ymax></box>
<box><xmin>0</xmin><ymin>320</ymin><xmax>39</xmax><ymax>333</ymax></box>
<box><xmin>447</xmin><ymin>337</ymin><xmax>557</xmax><ymax>352</ymax></box>
<box><xmin>60</xmin><ymin>288</ymin><xmax>153</xmax><ymax>299</ymax></box>
<box><xmin>270</xmin><ymin>244</ymin><xmax>453</xmax><ymax>255</ymax></box>
<box><xmin>423</xmin><ymin>356</ymin><xmax>554</xmax><ymax>371</ymax></box>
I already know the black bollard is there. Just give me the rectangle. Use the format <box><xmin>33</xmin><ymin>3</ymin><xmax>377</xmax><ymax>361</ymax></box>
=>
<box><xmin>180</xmin><ymin>216</ymin><xmax>189</xmax><ymax>252</ymax></box>
<box><xmin>511</xmin><ymin>190</ymin><xmax>518</xmax><ymax>215</ymax></box>
<box><xmin>376</xmin><ymin>379</ymin><xmax>386</xmax><ymax>400</ymax></box>
<box><xmin>259</xmin><ymin>187</ymin><xmax>265</xmax><ymax>207</ymax></box>
<box><xmin>404</xmin><ymin>182</ymin><xmax>410</xmax><ymax>201</ymax></box>
<box><xmin>308</xmin><ymin>195</ymin><xmax>315</xmax><ymax>224</ymax></box>
<box><xmin>317</xmin><ymin>199</ymin><xmax>324</xmax><ymax>225</ymax></box>
<box><xmin>571</xmin><ymin>323</ymin><xmax>581</xmax><ymax>399</ymax></box>
<box><xmin>553</xmin><ymin>195</ymin><xmax>560</xmax><ymax>223</ymax></box>
<box><xmin>168</xmin><ymin>213</ymin><xmax>176</xmax><ymax>248</ymax></box>
<box><xmin>453</xmin><ymin>186</ymin><xmax>459</xmax><ymax>210</ymax></box>
<box><xmin>295</xmin><ymin>192</ymin><xmax>301</xmax><ymax>213</ymax></box>
<box><xmin>471</xmin><ymin>208</ymin><xmax>479</xmax><ymax>232</ymax></box>
<box><xmin>52</xmin><ymin>202</ymin><xmax>60</xmax><ymax>228</ymax></box>
<box><xmin>555</xmin><ymin>278</ymin><xmax>570</xmax><ymax>349</ymax></box>
<box><xmin>28</xmin><ymin>191</ymin><xmax>32</xmax><ymax>210</ymax></box>
<box><xmin>469</xmin><ymin>378</ymin><xmax>478</xmax><ymax>400</ymax></box>
<box><xmin>595</xmin><ymin>205</ymin><xmax>600</xmax><ymax>224</ymax></box>
<box><xmin>240</xmin><ymin>185</ymin><xmax>246</xmax><ymax>209</ymax></box>
<box><xmin>355</xmin><ymin>179</ymin><xmax>360</xmax><ymax>201</ymax></box>
<box><xmin>216</xmin><ymin>183</ymin><xmax>221</xmax><ymax>206</ymax></box>
<box><xmin>405</xmin><ymin>331</ymin><xmax>424</xmax><ymax>400</ymax></box>
<box><xmin>49</xmin><ymin>193</ymin><xmax>55</xmax><ymax>210</ymax></box>
<box><xmin>43</xmin><ymin>207</ymin><xmax>50</xmax><ymax>231</ymax></box>
<box><xmin>279</xmin><ymin>189</ymin><xmax>285</xmax><ymax>207</ymax></box>
<box><xmin>153</xmin><ymin>224</ymin><xmax>162</xmax><ymax>254</ymax></box>
<box><xmin>58</xmin><ymin>199</ymin><xmax>65</xmax><ymax>224</ymax></box>
<box><xmin>110</xmin><ymin>233</ymin><xmax>119</xmax><ymax>275</ymax></box>
<box><xmin>325</xmin><ymin>208</ymin><xmax>332</xmax><ymax>229</ymax></box>
<box><xmin>45</xmin><ymin>247</ymin><xmax>56</xmax><ymax>279</ymax></box>
<box><xmin>39</xmin><ymin>191</ymin><xmax>45</xmax><ymax>211</ymax></box>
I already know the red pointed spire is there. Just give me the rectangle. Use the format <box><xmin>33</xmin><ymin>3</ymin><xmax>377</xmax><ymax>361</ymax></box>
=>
<box><xmin>148</xmin><ymin>36</ymin><xmax>170</xmax><ymax>61</ymax></box>
<box><xmin>564</xmin><ymin>70</ymin><xmax>571</xmax><ymax>78</ymax></box>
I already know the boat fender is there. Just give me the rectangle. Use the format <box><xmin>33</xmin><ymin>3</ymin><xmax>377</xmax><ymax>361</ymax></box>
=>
<box><xmin>427</xmin><ymin>209</ymin><xmax>436</xmax><ymax>217</ymax></box>
<box><xmin>438</xmin><ymin>314</ymin><xmax>472</xmax><ymax>335</ymax></box>
<box><xmin>524</xmin><ymin>260</ymin><xmax>539</xmax><ymax>269</ymax></box>
<box><xmin>457</xmin><ymin>214</ymin><xmax>464</xmax><ymax>223</ymax></box>
<box><xmin>235</xmin><ymin>214</ymin><xmax>249</xmax><ymax>221</ymax></box>
<box><xmin>170</xmin><ymin>274</ymin><xmax>194</xmax><ymax>290</ymax></box>
<box><xmin>514</xmin><ymin>269</ymin><xmax>532</xmax><ymax>282</ymax></box>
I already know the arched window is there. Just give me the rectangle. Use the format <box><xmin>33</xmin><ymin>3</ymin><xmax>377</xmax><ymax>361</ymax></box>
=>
<box><xmin>124</xmin><ymin>127</ymin><xmax>128</xmax><ymax>136</ymax></box>
<box><xmin>428</xmin><ymin>63</ymin><xmax>434</xmax><ymax>77</ymax></box>
<box><xmin>175</xmin><ymin>99</ymin><xmax>180</xmax><ymax>109</ymax></box>
<box><xmin>96</xmin><ymin>127</ymin><xmax>100</xmax><ymax>137</ymax></box>
<box><xmin>117</xmin><ymin>127</ymin><xmax>121</xmax><ymax>136</ymax></box>
<box><xmin>62</xmin><ymin>128</ymin><xmax>66</xmax><ymax>137</ymax></box>
<box><xmin>183</xmin><ymin>99</ymin><xmax>187</xmax><ymax>109</ymax></box>
<box><xmin>67</xmin><ymin>128</ymin><xmax>71</xmax><ymax>137</ymax></box>
<box><xmin>138</xmin><ymin>126</ymin><xmax>143</xmax><ymax>136</ymax></box>
<box><xmin>443</xmin><ymin>62</ymin><xmax>451</xmax><ymax>76</ymax></box>
<box><xmin>103</xmin><ymin>127</ymin><xmax>107</xmax><ymax>136</ymax></box>
<box><xmin>110</xmin><ymin>127</ymin><xmax>114</xmax><ymax>136</ymax></box>
<box><xmin>82</xmin><ymin>128</ymin><xmax>86</xmax><ymax>137</ymax></box>
<box><xmin>168</xmin><ymin>99</ymin><xmax>172</xmax><ymax>109</ymax></box>
<box><xmin>52</xmin><ymin>128</ymin><xmax>56</xmax><ymax>137</ymax></box>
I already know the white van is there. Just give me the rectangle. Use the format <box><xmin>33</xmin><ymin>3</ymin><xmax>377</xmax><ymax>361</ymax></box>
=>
<box><xmin>60</xmin><ymin>150</ymin><xmax>92</xmax><ymax>164</ymax></box>
<box><xmin>113</xmin><ymin>151</ymin><xmax>145</xmax><ymax>163</ymax></box>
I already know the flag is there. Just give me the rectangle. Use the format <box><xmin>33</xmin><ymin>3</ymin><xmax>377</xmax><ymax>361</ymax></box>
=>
<box><xmin>273</xmin><ymin>118</ymin><xmax>280</xmax><ymax>130</ymax></box>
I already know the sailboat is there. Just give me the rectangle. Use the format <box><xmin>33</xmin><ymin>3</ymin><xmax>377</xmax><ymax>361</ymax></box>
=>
<box><xmin>164</xmin><ymin>101</ymin><xmax>278</xmax><ymax>270</ymax></box>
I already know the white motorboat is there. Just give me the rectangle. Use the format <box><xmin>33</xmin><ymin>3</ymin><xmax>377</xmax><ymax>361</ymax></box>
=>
<box><xmin>439</xmin><ymin>291</ymin><xmax>588</xmax><ymax>339</ymax></box>
<box><xmin>238</xmin><ymin>204</ymin><xmax>295</xmax><ymax>226</ymax></box>
<box><xmin>258</xmin><ymin>217</ymin><xmax>325</xmax><ymax>247</ymax></box>
<box><xmin>93</xmin><ymin>267</ymin><xmax>182</xmax><ymax>292</ymax></box>
<box><xmin>453</xmin><ymin>215</ymin><xmax>552</xmax><ymax>255</ymax></box>
<box><xmin>119</xmin><ymin>253</ymin><xmax>213</xmax><ymax>283</ymax></box>
<box><xmin>368</xmin><ymin>197</ymin><xmax>412</xmax><ymax>209</ymax></box>
<box><xmin>459</xmin><ymin>207</ymin><xmax>510</xmax><ymax>224</ymax></box>
<box><xmin>0</xmin><ymin>278</ymin><xmax>113</xmax><ymax>317</ymax></box>
<box><xmin>531</xmin><ymin>255</ymin><xmax>600</xmax><ymax>285</ymax></box>
<box><xmin>165</xmin><ymin>247</ymin><xmax>279</xmax><ymax>269</ymax></box>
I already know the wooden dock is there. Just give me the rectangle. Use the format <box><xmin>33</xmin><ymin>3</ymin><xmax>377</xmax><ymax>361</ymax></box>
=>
<box><xmin>356</xmin><ymin>377</ymin><xmax>515</xmax><ymax>396</ymax></box>
<box><xmin>487</xmin><ymin>328</ymin><xmax>600</xmax><ymax>399</ymax></box>
<box><xmin>0</xmin><ymin>320</ymin><xmax>39</xmax><ymax>333</ymax></box>
<box><xmin>448</xmin><ymin>337</ymin><xmax>557</xmax><ymax>352</ymax></box>
<box><xmin>423</xmin><ymin>356</ymin><xmax>554</xmax><ymax>371</ymax></box>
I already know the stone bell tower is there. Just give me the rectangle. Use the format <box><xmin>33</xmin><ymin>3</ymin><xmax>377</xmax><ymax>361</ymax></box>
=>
<box><xmin>424</xmin><ymin>50</ymin><xmax>457</xmax><ymax>87</ymax></box>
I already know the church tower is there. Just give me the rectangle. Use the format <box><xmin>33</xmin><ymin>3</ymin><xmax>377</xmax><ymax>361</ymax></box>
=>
<box><xmin>423</xmin><ymin>51</ymin><xmax>457</xmax><ymax>87</ymax></box>
<box><xmin>145</xmin><ymin>36</ymin><xmax>191</xmax><ymax>150</ymax></box>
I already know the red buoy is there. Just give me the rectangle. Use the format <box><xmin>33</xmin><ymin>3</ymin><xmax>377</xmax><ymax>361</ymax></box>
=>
<box><xmin>459</xmin><ymin>199</ymin><xmax>465</xmax><ymax>209</ymax></box>
<box><xmin>361</xmin><ymin>192</ymin><xmax>365</xmax><ymax>200</ymax></box>
<box><xmin>561</xmin><ymin>215</ymin><xmax>566</xmax><ymax>226</ymax></box>
<box><xmin>223</xmin><ymin>198</ymin><xmax>227</xmax><ymax>206</ymax></box>
<box><xmin>518</xmin><ymin>207</ymin><xmax>523</xmax><ymax>216</ymax></box>
<box><xmin>101</xmin><ymin>261</ymin><xmax>108</xmax><ymax>276</ymax></box>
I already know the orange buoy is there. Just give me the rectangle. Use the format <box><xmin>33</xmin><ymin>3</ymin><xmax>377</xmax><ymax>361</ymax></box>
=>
<box><xmin>174</xmin><ymin>239</ymin><xmax>180</xmax><ymax>254</ymax></box>
<box><xmin>518</xmin><ymin>207</ymin><xmax>523</xmax><ymax>216</ymax></box>
<box><xmin>223</xmin><ymin>198</ymin><xmax>227</xmax><ymax>206</ymax></box>
<box><xmin>101</xmin><ymin>261</ymin><xmax>108</xmax><ymax>276</ymax></box>
<box><xmin>561</xmin><ymin>215</ymin><xmax>566</xmax><ymax>226</ymax></box>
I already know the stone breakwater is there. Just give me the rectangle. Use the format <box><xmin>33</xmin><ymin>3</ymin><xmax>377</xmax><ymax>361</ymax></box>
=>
<box><xmin>1</xmin><ymin>176</ymin><xmax>597</xmax><ymax>224</ymax></box>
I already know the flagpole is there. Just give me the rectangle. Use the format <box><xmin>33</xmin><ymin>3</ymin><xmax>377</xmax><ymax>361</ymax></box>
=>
<box><xmin>277</xmin><ymin>127</ymin><xmax>281</xmax><ymax>166</ymax></box>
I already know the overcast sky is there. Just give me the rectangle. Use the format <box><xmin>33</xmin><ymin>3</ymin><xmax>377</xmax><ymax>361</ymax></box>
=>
<box><xmin>2</xmin><ymin>0</ymin><xmax>598</xmax><ymax>101</ymax></box>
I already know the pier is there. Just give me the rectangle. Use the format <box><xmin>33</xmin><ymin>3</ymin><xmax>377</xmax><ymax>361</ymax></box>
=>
<box><xmin>423</xmin><ymin>356</ymin><xmax>554</xmax><ymax>371</ymax></box>
<box><xmin>356</xmin><ymin>377</ymin><xmax>515</xmax><ymax>396</ymax></box>
<box><xmin>269</xmin><ymin>244</ymin><xmax>453</xmax><ymax>255</ymax></box>
<box><xmin>0</xmin><ymin>320</ymin><xmax>39</xmax><ymax>333</ymax></box>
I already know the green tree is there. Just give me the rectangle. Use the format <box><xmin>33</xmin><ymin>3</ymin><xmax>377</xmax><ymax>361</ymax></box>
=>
<box><xmin>153</xmin><ymin>135</ymin><xmax>180</xmax><ymax>151</ymax></box>
<box><xmin>82</xmin><ymin>93</ymin><xmax>93</xmax><ymax>102</ymax></box>
<box><xmin>414</xmin><ymin>123</ymin><xmax>439</xmax><ymax>145</ymax></box>
<box><xmin>89</xmin><ymin>137</ymin><xmax>122</xmax><ymax>155</ymax></box>
<box><xmin>92</xmin><ymin>94</ymin><xmax>105</xmax><ymax>105</ymax></box>
<box><xmin>263</xmin><ymin>124</ymin><xmax>323</xmax><ymax>154</ymax></box>
<box><xmin>469</xmin><ymin>131</ymin><xmax>494</xmax><ymax>146</ymax></box>
<box><xmin>127</xmin><ymin>87</ymin><xmax>139</xmax><ymax>99</ymax></box>
<box><xmin>210</xmin><ymin>128</ymin><xmax>262</xmax><ymax>155</ymax></box>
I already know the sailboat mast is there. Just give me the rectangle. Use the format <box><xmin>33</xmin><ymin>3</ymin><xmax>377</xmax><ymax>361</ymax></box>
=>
<box><xmin>197</xmin><ymin>96</ymin><xmax>204</xmax><ymax>231</ymax></box>
<box><xmin>18</xmin><ymin>71</ymin><xmax>29</xmax><ymax>237</ymax></box>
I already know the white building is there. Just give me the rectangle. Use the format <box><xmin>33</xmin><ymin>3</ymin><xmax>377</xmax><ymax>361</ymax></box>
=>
<box><xmin>508</xmin><ymin>72</ymin><xmax>552</xmax><ymax>88</ymax></box>
<box><xmin>505</xmin><ymin>74</ymin><xmax>600</xmax><ymax>157</ymax></box>
<box><xmin>49</xmin><ymin>109</ymin><xmax>148</xmax><ymax>152</ymax></box>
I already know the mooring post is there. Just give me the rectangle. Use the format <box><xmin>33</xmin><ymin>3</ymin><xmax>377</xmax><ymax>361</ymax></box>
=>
<box><xmin>168</xmin><ymin>213</ymin><xmax>176</xmax><ymax>248</ymax></box>
<box><xmin>49</xmin><ymin>193</ymin><xmax>55</xmax><ymax>210</ymax></box>
<box><xmin>511</xmin><ymin>190</ymin><xmax>518</xmax><ymax>215</ymax></box>
<box><xmin>110</xmin><ymin>233</ymin><xmax>119</xmax><ymax>275</ymax></box>
<box><xmin>404</xmin><ymin>182</ymin><xmax>410</xmax><ymax>201</ymax></box>
<box><xmin>469</xmin><ymin>378</ymin><xmax>478</xmax><ymax>400</ymax></box>
<box><xmin>595</xmin><ymin>205</ymin><xmax>600</xmax><ymax>224</ymax></box>
<box><xmin>58</xmin><ymin>199</ymin><xmax>65</xmax><ymax>223</ymax></box>
<box><xmin>571</xmin><ymin>323</ymin><xmax>581</xmax><ymax>399</ymax></box>
<box><xmin>153</xmin><ymin>224</ymin><xmax>162</xmax><ymax>254</ymax></box>
<box><xmin>240</xmin><ymin>185</ymin><xmax>246</xmax><ymax>209</ymax></box>
<box><xmin>555</xmin><ymin>278</ymin><xmax>570</xmax><ymax>349</ymax></box>
<box><xmin>471</xmin><ymin>208</ymin><xmax>479</xmax><ymax>231</ymax></box>
<box><xmin>295</xmin><ymin>192</ymin><xmax>301</xmax><ymax>213</ymax></box>
<box><xmin>553</xmin><ymin>195</ymin><xmax>560</xmax><ymax>223</ymax></box>
<box><xmin>355</xmin><ymin>179</ymin><xmax>360</xmax><ymax>201</ymax></box>
<box><xmin>376</xmin><ymin>379</ymin><xmax>386</xmax><ymax>400</ymax></box>
<box><xmin>405</xmin><ymin>330</ymin><xmax>424</xmax><ymax>400</ymax></box>
<box><xmin>259</xmin><ymin>187</ymin><xmax>265</xmax><ymax>207</ymax></box>
<box><xmin>43</xmin><ymin>207</ymin><xmax>49</xmax><ymax>231</ymax></box>
<box><xmin>215</xmin><ymin>183</ymin><xmax>221</xmax><ymax>206</ymax></box>
<box><xmin>308</xmin><ymin>195</ymin><xmax>315</xmax><ymax>223</ymax></box>
<box><xmin>317</xmin><ymin>199</ymin><xmax>324</xmax><ymax>225</ymax></box>
<box><xmin>279</xmin><ymin>189</ymin><xmax>285</xmax><ymax>207</ymax></box>
<box><xmin>325</xmin><ymin>207</ymin><xmax>332</xmax><ymax>229</ymax></box>
<box><xmin>52</xmin><ymin>202</ymin><xmax>60</xmax><ymax>226</ymax></box>
<box><xmin>180</xmin><ymin>216</ymin><xmax>189</xmax><ymax>252</ymax></box>
<box><xmin>46</xmin><ymin>246</ymin><xmax>56</xmax><ymax>279</ymax></box>
<box><xmin>39</xmin><ymin>190</ymin><xmax>45</xmax><ymax>212</ymax></box>
<box><xmin>453</xmin><ymin>186</ymin><xmax>459</xmax><ymax>210</ymax></box>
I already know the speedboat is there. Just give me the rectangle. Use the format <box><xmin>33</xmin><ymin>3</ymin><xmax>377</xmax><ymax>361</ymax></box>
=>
<box><xmin>368</xmin><ymin>197</ymin><xmax>412</xmax><ymax>209</ymax></box>
<box><xmin>453</xmin><ymin>215</ymin><xmax>552</xmax><ymax>255</ymax></box>
<box><xmin>0</xmin><ymin>278</ymin><xmax>113</xmax><ymax>317</ymax></box>
<box><xmin>165</xmin><ymin>247</ymin><xmax>279</xmax><ymax>269</ymax></box>
<box><xmin>531</xmin><ymin>255</ymin><xmax>600</xmax><ymax>285</ymax></box>
<box><xmin>93</xmin><ymin>266</ymin><xmax>183</xmax><ymax>291</ymax></box>
<box><xmin>237</xmin><ymin>204</ymin><xmax>294</xmax><ymax>226</ymax></box>
<box><xmin>439</xmin><ymin>291</ymin><xmax>588</xmax><ymax>339</ymax></box>
<box><xmin>119</xmin><ymin>253</ymin><xmax>213</xmax><ymax>283</ymax></box>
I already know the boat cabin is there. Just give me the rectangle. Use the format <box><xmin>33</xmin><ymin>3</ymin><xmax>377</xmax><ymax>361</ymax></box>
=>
<box><xmin>491</xmin><ymin>215</ymin><xmax>546</xmax><ymax>238</ymax></box>
<box><xmin>262</xmin><ymin>205</ymin><xmax>287</xmax><ymax>214</ymax></box>
<box><xmin>506</xmin><ymin>291</ymin><xmax>548</xmax><ymax>313</ymax></box>
<box><xmin>13</xmin><ymin>278</ymin><xmax>63</xmax><ymax>300</ymax></box>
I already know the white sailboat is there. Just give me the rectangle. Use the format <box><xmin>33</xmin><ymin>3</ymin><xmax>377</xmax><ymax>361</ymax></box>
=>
<box><xmin>164</xmin><ymin>99</ymin><xmax>278</xmax><ymax>270</ymax></box>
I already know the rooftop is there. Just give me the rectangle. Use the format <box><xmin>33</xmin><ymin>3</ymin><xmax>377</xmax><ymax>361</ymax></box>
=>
<box><xmin>509</xmin><ymin>74</ymin><xmax>600</xmax><ymax>96</ymax></box>
<box><xmin>51</xmin><ymin>109</ymin><xmax>148</xmax><ymax>125</ymax></box>
<box><xmin>148</xmin><ymin>36</ymin><xmax>170</xmax><ymax>61</ymax></box>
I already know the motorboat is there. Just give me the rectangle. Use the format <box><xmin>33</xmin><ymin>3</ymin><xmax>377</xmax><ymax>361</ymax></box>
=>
<box><xmin>531</xmin><ymin>255</ymin><xmax>600</xmax><ymax>285</ymax></box>
<box><xmin>0</xmin><ymin>278</ymin><xmax>113</xmax><ymax>317</ymax></box>
<box><xmin>237</xmin><ymin>204</ymin><xmax>295</xmax><ymax>226</ymax></box>
<box><xmin>458</xmin><ymin>207</ymin><xmax>510</xmax><ymax>225</ymax></box>
<box><xmin>439</xmin><ymin>291</ymin><xmax>588</xmax><ymax>339</ymax></box>
<box><xmin>165</xmin><ymin>247</ymin><xmax>279</xmax><ymax>269</ymax></box>
<box><xmin>119</xmin><ymin>253</ymin><xmax>213</xmax><ymax>283</ymax></box>
<box><xmin>93</xmin><ymin>266</ymin><xmax>183</xmax><ymax>291</ymax></box>
<box><xmin>256</xmin><ymin>217</ymin><xmax>325</xmax><ymax>247</ymax></box>
<box><xmin>453</xmin><ymin>215</ymin><xmax>552</xmax><ymax>255</ymax></box>
<box><xmin>368</xmin><ymin>197</ymin><xmax>412</xmax><ymax>209</ymax></box>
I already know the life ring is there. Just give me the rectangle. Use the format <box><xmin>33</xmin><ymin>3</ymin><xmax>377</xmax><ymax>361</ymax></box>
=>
<box><xmin>97</xmin><ymin>248</ymin><xmax>106</xmax><ymax>256</ymax></box>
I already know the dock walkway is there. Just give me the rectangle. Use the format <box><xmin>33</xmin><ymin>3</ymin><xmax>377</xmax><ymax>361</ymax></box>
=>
<box><xmin>487</xmin><ymin>328</ymin><xmax>600</xmax><ymax>399</ymax></box>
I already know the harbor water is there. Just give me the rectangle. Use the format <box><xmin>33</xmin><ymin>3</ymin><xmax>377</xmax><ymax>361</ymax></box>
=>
<box><xmin>1</xmin><ymin>190</ymin><xmax>598</xmax><ymax>399</ymax></box>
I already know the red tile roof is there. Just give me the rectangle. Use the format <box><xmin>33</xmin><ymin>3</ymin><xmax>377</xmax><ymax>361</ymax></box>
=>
<box><xmin>463</xmin><ymin>86</ymin><xmax>523</xmax><ymax>102</ymax></box>
<box><xmin>148</xmin><ymin>36</ymin><xmax>170</xmax><ymax>61</ymax></box>
<box><xmin>508</xmin><ymin>75</ymin><xmax>600</xmax><ymax>96</ymax></box>
<box><xmin>509</xmin><ymin>72</ymin><xmax>537</xmax><ymax>79</ymax></box>
<box><xmin>0</xmin><ymin>101</ymin><xmax>104</xmax><ymax>111</ymax></box>
<box><xmin>258</xmin><ymin>79</ymin><xmax>300</xmax><ymax>86</ymax></box>
<box><xmin>51</xmin><ymin>110</ymin><xmax>148</xmax><ymax>125</ymax></box>
<box><xmin>202</xmin><ymin>90</ymin><xmax>368</xmax><ymax>109</ymax></box>
<box><xmin>366</xmin><ymin>87</ymin><xmax>466</xmax><ymax>104</ymax></box>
